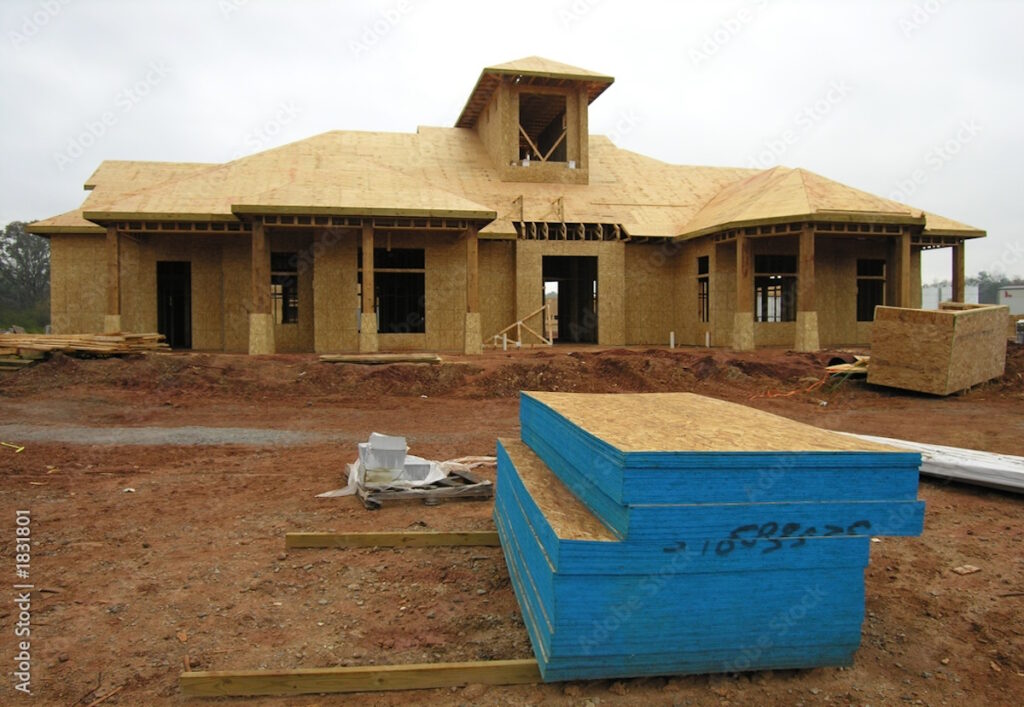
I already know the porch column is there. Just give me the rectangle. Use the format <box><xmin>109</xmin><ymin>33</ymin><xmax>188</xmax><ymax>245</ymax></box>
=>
<box><xmin>248</xmin><ymin>220</ymin><xmax>276</xmax><ymax>354</ymax></box>
<box><xmin>794</xmin><ymin>224</ymin><xmax>820</xmax><ymax>351</ymax></box>
<box><xmin>898</xmin><ymin>231</ymin><xmax>912</xmax><ymax>307</ymax></box>
<box><xmin>732</xmin><ymin>233</ymin><xmax>755</xmax><ymax>351</ymax></box>
<box><xmin>358</xmin><ymin>222</ymin><xmax>378</xmax><ymax>353</ymax></box>
<box><xmin>951</xmin><ymin>240</ymin><xmax>965</xmax><ymax>302</ymax></box>
<box><xmin>464</xmin><ymin>225</ymin><xmax>482</xmax><ymax>354</ymax></box>
<box><xmin>104</xmin><ymin>224</ymin><xmax>122</xmax><ymax>333</ymax></box>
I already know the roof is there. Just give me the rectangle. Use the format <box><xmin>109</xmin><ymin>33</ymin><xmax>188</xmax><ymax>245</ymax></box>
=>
<box><xmin>677</xmin><ymin>166</ymin><xmax>984</xmax><ymax>239</ymax></box>
<box><xmin>26</xmin><ymin>208</ymin><xmax>104</xmax><ymax>235</ymax></box>
<box><xmin>30</xmin><ymin>57</ymin><xmax>984</xmax><ymax>241</ymax></box>
<box><xmin>455</xmin><ymin>56</ymin><xmax>614</xmax><ymax>129</ymax></box>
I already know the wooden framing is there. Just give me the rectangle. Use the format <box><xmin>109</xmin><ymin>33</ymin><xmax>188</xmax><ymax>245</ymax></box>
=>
<box><xmin>952</xmin><ymin>241</ymin><xmax>965</xmax><ymax>302</ymax></box>
<box><xmin>105</xmin><ymin>225</ymin><xmax>120</xmax><ymax>319</ymax></box>
<box><xmin>797</xmin><ymin>225</ymin><xmax>815</xmax><ymax>312</ymax></box>
<box><xmin>360</xmin><ymin>223</ymin><xmax>374</xmax><ymax>315</ymax></box>
<box><xmin>285</xmin><ymin>530</ymin><xmax>500</xmax><ymax>549</ymax></box>
<box><xmin>250</xmin><ymin>222</ymin><xmax>270</xmax><ymax>316</ymax></box>
<box><xmin>466</xmin><ymin>226</ymin><xmax>479</xmax><ymax>314</ymax></box>
<box><xmin>488</xmin><ymin>303</ymin><xmax>554</xmax><ymax>348</ymax></box>
<box><xmin>180</xmin><ymin>658</ymin><xmax>541</xmax><ymax>697</ymax></box>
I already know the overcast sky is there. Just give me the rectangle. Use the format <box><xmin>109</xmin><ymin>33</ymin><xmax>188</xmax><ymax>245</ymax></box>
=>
<box><xmin>2</xmin><ymin>0</ymin><xmax>1022</xmax><ymax>282</ymax></box>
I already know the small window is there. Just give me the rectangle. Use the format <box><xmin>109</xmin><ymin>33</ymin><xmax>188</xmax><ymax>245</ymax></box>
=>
<box><xmin>754</xmin><ymin>254</ymin><xmax>797</xmax><ymax>323</ymax></box>
<box><xmin>518</xmin><ymin>93</ymin><xmax>568</xmax><ymax>162</ymax></box>
<box><xmin>271</xmin><ymin>252</ymin><xmax>298</xmax><ymax>324</ymax></box>
<box><xmin>697</xmin><ymin>256</ymin><xmax>710</xmax><ymax>323</ymax></box>
<box><xmin>358</xmin><ymin>248</ymin><xmax>426</xmax><ymax>334</ymax></box>
<box><xmin>857</xmin><ymin>259</ymin><xmax>886</xmax><ymax>322</ymax></box>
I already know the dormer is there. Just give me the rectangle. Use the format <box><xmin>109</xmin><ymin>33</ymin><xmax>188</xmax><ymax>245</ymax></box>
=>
<box><xmin>455</xmin><ymin>57</ymin><xmax>613</xmax><ymax>185</ymax></box>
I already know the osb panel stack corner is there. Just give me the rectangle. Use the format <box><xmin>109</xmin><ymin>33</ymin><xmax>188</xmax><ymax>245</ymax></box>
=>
<box><xmin>868</xmin><ymin>303</ymin><xmax>1009</xmax><ymax>395</ymax></box>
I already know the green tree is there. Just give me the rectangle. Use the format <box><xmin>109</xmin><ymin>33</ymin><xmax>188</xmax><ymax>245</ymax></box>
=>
<box><xmin>0</xmin><ymin>220</ymin><xmax>50</xmax><ymax>330</ymax></box>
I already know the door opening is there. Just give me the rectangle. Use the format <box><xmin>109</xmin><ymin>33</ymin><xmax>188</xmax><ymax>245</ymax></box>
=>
<box><xmin>157</xmin><ymin>261</ymin><xmax>191</xmax><ymax>349</ymax></box>
<box><xmin>542</xmin><ymin>256</ymin><xmax>597</xmax><ymax>344</ymax></box>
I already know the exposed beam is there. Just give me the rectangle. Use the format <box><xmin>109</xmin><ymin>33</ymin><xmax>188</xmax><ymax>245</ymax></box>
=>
<box><xmin>105</xmin><ymin>225</ymin><xmax>120</xmax><ymax>317</ymax></box>
<box><xmin>952</xmin><ymin>241</ymin><xmax>966</xmax><ymax>302</ymax></box>
<box><xmin>466</xmin><ymin>226</ymin><xmax>480</xmax><ymax>314</ymax></box>
<box><xmin>251</xmin><ymin>221</ymin><xmax>271</xmax><ymax>315</ymax></box>
<box><xmin>899</xmin><ymin>232</ymin><xmax>912</xmax><ymax>307</ymax></box>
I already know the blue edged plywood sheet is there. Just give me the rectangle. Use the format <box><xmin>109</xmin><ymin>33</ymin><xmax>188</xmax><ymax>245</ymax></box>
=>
<box><xmin>520</xmin><ymin>427</ymin><xmax>925</xmax><ymax>542</ymax></box>
<box><xmin>497</xmin><ymin>440</ymin><xmax>872</xmax><ymax>575</ymax></box>
<box><xmin>495</xmin><ymin>439</ymin><xmax>867</xmax><ymax>681</ymax></box>
<box><xmin>520</xmin><ymin>392</ymin><xmax>922</xmax><ymax>506</ymax></box>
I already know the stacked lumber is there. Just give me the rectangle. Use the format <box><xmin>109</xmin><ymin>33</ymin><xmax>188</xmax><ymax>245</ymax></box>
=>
<box><xmin>319</xmin><ymin>353</ymin><xmax>441</xmax><ymax>365</ymax></box>
<box><xmin>868</xmin><ymin>303</ymin><xmax>1009</xmax><ymax>395</ymax></box>
<box><xmin>495</xmin><ymin>391</ymin><xmax>924</xmax><ymax>682</ymax></box>
<box><xmin>0</xmin><ymin>332</ymin><xmax>169</xmax><ymax>356</ymax></box>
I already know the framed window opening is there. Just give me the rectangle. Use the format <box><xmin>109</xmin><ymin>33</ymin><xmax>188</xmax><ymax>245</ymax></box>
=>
<box><xmin>856</xmin><ymin>259</ymin><xmax>886</xmax><ymax>322</ymax></box>
<box><xmin>270</xmin><ymin>252</ymin><xmax>299</xmax><ymax>324</ymax></box>
<box><xmin>754</xmin><ymin>254</ymin><xmax>797</xmax><ymax>323</ymax></box>
<box><xmin>358</xmin><ymin>247</ymin><xmax>426</xmax><ymax>334</ymax></box>
<box><xmin>697</xmin><ymin>255</ymin><xmax>710</xmax><ymax>323</ymax></box>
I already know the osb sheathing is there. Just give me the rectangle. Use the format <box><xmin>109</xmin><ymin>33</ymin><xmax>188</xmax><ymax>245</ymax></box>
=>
<box><xmin>868</xmin><ymin>304</ymin><xmax>1009</xmax><ymax>395</ymax></box>
<box><xmin>625</xmin><ymin>242</ymin><xmax>675</xmax><ymax>345</ymax></box>
<box><xmin>706</xmin><ymin>233</ymin><xmax>923</xmax><ymax>349</ymax></box>
<box><xmin>480</xmin><ymin>240</ymin><xmax>515</xmax><ymax>341</ymax></box>
<box><xmin>269</xmin><ymin>230</ymin><xmax>315</xmax><ymax>354</ymax></box>
<box><xmin>49</xmin><ymin>234</ymin><xmax>106</xmax><ymax>334</ymax></box>
<box><xmin>675</xmin><ymin>239</ymin><xmax>716</xmax><ymax>347</ymax></box>
<box><xmin>312</xmin><ymin>229</ymin><xmax>359</xmax><ymax>354</ymax></box>
<box><xmin>514</xmin><ymin>240</ymin><xmax>625</xmax><ymax>346</ymax></box>
<box><xmin>130</xmin><ymin>234</ymin><xmax>228</xmax><ymax>351</ymax></box>
<box><xmin>313</xmin><ymin>230</ymin><xmax>468</xmax><ymax>353</ymax></box>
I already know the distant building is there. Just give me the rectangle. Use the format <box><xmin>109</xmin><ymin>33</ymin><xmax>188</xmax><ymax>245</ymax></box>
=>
<box><xmin>28</xmin><ymin>57</ymin><xmax>985</xmax><ymax>354</ymax></box>
<box><xmin>999</xmin><ymin>285</ymin><xmax>1024</xmax><ymax>315</ymax></box>
<box><xmin>921</xmin><ymin>284</ymin><xmax>979</xmax><ymax>310</ymax></box>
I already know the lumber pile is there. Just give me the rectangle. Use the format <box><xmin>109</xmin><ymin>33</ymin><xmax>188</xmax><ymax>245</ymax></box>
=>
<box><xmin>495</xmin><ymin>391</ymin><xmax>924</xmax><ymax>682</ymax></box>
<box><xmin>319</xmin><ymin>353</ymin><xmax>441</xmax><ymax>365</ymax></box>
<box><xmin>868</xmin><ymin>303</ymin><xmax>1009</xmax><ymax>395</ymax></box>
<box><xmin>0</xmin><ymin>332</ymin><xmax>169</xmax><ymax>357</ymax></box>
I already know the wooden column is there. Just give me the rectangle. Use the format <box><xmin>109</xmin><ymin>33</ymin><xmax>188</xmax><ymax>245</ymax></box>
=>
<box><xmin>251</xmin><ymin>221</ymin><xmax>271</xmax><ymax>315</ymax></box>
<box><xmin>794</xmin><ymin>224</ymin><xmax>820</xmax><ymax>351</ymax></box>
<box><xmin>898</xmin><ymin>231</ymin><xmax>912</xmax><ymax>307</ymax></box>
<box><xmin>732</xmin><ymin>233</ymin><xmax>754</xmax><ymax>351</ymax></box>
<box><xmin>952</xmin><ymin>241</ymin><xmax>965</xmax><ymax>303</ymax></box>
<box><xmin>359</xmin><ymin>223</ymin><xmax>378</xmax><ymax>353</ymax></box>
<box><xmin>464</xmin><ymin>225</ymin><xmax>481</xmax><ymax>354</ymax></box>
<box><xmin>104</xmin><ymin>225</ymin><xmax>121</xmax><ymax>333</ymax></box>
<box><xmin>248</xmin><ymin>220</ymin><xmax>274</xmax><ymax>354</ymax></box>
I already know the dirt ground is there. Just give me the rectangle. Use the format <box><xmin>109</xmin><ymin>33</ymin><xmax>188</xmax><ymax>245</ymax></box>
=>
<box><xmin>0</xmin><ymin>344</ymin><xmax>1022</xmax><ymax>706</ymax></box>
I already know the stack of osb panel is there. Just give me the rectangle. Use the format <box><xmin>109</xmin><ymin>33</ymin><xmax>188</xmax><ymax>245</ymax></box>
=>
<box><xmin>494</xmin><ymin>391</ymin><xmax>924</xmax><ymax>681</ymax></box>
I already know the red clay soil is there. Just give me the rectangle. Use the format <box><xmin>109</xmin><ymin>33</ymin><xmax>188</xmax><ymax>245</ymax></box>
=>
<box><xmin>0</xmin><ymin>344</ymin><xmax>1021</xmax><ymax>706</ymax></box>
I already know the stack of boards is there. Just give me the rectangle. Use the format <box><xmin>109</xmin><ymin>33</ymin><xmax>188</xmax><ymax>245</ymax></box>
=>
<box><xmin>495</xmin><ymin>391</ymin><xmax>924</xmax><ymax>682</ymax></box>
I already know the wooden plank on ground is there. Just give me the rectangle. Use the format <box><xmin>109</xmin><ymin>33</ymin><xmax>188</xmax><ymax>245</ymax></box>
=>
<box><xmin>285</xmin><ymin>530</ymin><xmax>500</xmax><ymax>549</ymax></box>
<box><xmin>319</xmin><ymin>353</ymin><xmax>442</xmax><ymax>365</ymax></box>
<box><xmin>180</xmin><ymin>658</ymin><xmax>541</xmax><ymax>697</ymax></box>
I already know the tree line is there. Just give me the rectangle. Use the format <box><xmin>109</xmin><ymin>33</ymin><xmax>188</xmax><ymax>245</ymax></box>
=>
<box><xmin>1</xmin><ymin>221</ymin><xmax>50</xmax><ymax>332</ymax></box>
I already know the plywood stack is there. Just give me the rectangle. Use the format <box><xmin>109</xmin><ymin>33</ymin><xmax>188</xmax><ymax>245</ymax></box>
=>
<box><xmin>868</xmin><ymin>303</ymin><xmax>1009</xmax><ymax>395</ymax></box>
<box><xmin>495</xmin><ymin>391</ymin><xmax>924</xmax><ymax>682</ymax></box>
<box><xmin>0</xmin><ymin>332</ymin><xmax>169</xmax><ymax>356</ymax></box>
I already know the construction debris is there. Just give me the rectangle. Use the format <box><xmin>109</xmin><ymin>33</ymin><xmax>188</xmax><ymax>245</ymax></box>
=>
<box><xmin>826</xmin><ymin>355</ymin><xmax>870</xmax><ymax>377</ymax></box>
<box><xmin>0</xmin><ymin>332</ymin><xmax>169</xmax><ymax>356</ymax></box>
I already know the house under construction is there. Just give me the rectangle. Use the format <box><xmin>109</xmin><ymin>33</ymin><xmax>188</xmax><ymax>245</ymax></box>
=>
<box><xmin>28</xmin><ymin>57</ymin><xmax>984</xmax><ymax>355</ymax></box>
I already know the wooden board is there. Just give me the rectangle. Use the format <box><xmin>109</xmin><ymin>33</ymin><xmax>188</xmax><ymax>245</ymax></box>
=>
<box><xmin>521</xmin><ymin>391</ymin><xmax>903</xmax><ymax>454</ymax></box>
<box><xmin>180</xmin><ymin>658</ymin><xmax>540</xmax><ymax>697</ymax></box>
<box><xmin>319</xmin><ymin>353</ymin><xmax>442</xmax><ymax>365</ymax></box>
<box><xmin>868</xmin><ymin>304</ymin><xmax>1008</xmax><ymax>395</ymax></box>
<box><xmin>285</xmin><ymin>530</ymin><xmax>499</xmax><ymax>549</ymax></box>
